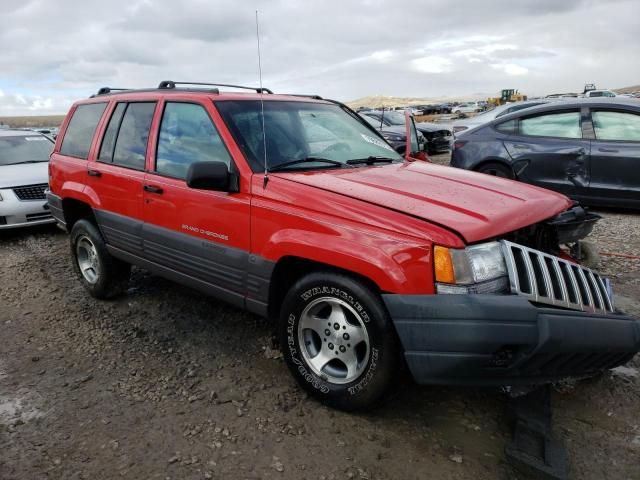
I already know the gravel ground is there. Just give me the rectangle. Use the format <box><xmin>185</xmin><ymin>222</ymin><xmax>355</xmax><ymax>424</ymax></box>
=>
<box><xmin>1</xmin><ymin>165</ymin><xmax>639</xmax><ymax>479</ymax></box>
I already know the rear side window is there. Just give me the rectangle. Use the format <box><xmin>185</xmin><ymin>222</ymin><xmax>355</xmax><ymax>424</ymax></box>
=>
<box><xmin>98</xmin><ymin>102</ymin><xmax>156</xmax><ymax>170</ymax></box>
<box><xmin>519</xmin><ymin>111</ymin><xmax>581</xmax><ymax>139</ymax></box>
<box><xmin>98</xmin><ymin>103</ymin><xmax>127</xmax><ymax>162</ymax></box>
<box><xmin>156</xmin><ymin>102</ymin><xmax>232</xmax><ymax>179</ymax></box>
<box><xmin>60</xmin><ymin>103</ymin><xmax>107</xmax><ymax>159</ymax></box>
<box><xmin>592</xmin><ymin>111</ymin><xmax>640</xmax><ymax>142</ymax></box>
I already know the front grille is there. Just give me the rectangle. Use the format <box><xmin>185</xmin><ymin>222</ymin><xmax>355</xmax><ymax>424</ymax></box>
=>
<box><xmin>26</xmin><ymin>212</ymin><xmax>53</xmax><ymax>222</ymax></box>
<box><xmin>13</xmin><ymin>183</ymin><xmax>48</xmax><ymax>201</ymax></box>
<box><xmin>501</xmin><ymin>240</ymin><xmax>613</xmax><ymax>314</ymax></box>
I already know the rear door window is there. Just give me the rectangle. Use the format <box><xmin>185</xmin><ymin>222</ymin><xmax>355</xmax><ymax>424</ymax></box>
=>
<box><xmin>592</xmin><ymin>111</ymin><xmax>640</xmax><ymax>141</ymax></box>
<box><xmin>99</xmin><ymin>102</ymin><xmax>155</xmax><ymax>170</ymax></box>
<box><xmin>519</xmin><ymin>111</ymin><xmax>581</xmax><ymax>138</ymax></box>
<box><xmin>155</xmin><ymin>102</ymin><xmax>232</xmax><ymax>179</ymax></box>
<box><xmin>60</xmin><ymin>103</ymin><xmax>107</xmax><ymax>159</ymax></box>
<box><xmin>98</xmin><ymin>103</ymin><xmax>127</xmax><ymax>162</ymax></box>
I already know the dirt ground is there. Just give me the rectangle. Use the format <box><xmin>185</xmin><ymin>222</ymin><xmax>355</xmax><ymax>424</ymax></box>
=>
<box><xmin>1</xmin><ymin>162</ymin><xmax>639</xmax><ymax>479</ymax></box>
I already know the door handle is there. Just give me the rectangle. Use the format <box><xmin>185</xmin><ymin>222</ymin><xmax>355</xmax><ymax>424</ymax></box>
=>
<box><xmin>87</xmin><ymin>169</ymin><xmax>102</xmax><ymax>177</ymax></box>
<box><xmin>143</xmin><ymin>185</ymin><xmax>163</xmax><ymax>194</ymax></box>
<box><xmin>598</xmin><ymin>147</ymin><xmax>619</xmax><ymax>153</ymax></box>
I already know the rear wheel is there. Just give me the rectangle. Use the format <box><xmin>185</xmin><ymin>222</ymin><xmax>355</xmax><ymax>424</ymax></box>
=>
<box><xmin>477</xmin><ymin>162</ymin><xmax>515</xmax><ymax>179</ymax></box>
<box><xmin>279</xmin><ymin>272</ymin><xmax>399</xmax><ymax>411</ymax></box>
<box><xmin>70</xmin><ymin>219</ymin><xmax>130</xmax><ymax>299</ymax></box>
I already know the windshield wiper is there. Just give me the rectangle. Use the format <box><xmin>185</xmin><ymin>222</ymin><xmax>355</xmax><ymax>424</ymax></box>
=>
<box><xmin>346</xmin><ymin>156</ymin><xmax>397</xmax><ymax>165</ymax></box>
<box><xmin>269</xmin><ymin>157</ymin><xmax>348</xmax><ymax>172</ymax></box>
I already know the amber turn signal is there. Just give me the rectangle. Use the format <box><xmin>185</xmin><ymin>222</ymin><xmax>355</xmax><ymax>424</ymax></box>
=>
<box><xmin>434</xmin><ymin>245</ymin><xmax>456</xmax><ymax>284</ymax></box>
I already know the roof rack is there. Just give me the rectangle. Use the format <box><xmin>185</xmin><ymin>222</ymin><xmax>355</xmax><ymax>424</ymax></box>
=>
<box><xmin>288</xmin><ymin>94</ymin><xmax>324</xmax><ymax>100</ymax></box>
<box><xmin>90</xmin><ymin>87</ymin><xmax>133</xmax><ymax>97</ymax></box>
<box><xmin>158</xmin><ymin>80</ymin><xmax>273</xmax><ymax>94</ymax></box>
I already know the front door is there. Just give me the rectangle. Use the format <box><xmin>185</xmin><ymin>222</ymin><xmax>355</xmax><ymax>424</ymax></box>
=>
<box><xmin>142</xmin><ymin>100</ymin><xmax>251</xmax><ymax>307</ymax></box>
<box><xmin>86</xmin><ymin>101</ymin><xmax>157</xmax><ymax>257</ymax></box>
<box><xmin>502</xmin><ymin>109</ymin><xmax>590</xmax><ymax>199</ymax></box>
<box><xmin>587</xmin><ymin>108</ymin><xmax>640</xmax><ymax>208</ymax></box>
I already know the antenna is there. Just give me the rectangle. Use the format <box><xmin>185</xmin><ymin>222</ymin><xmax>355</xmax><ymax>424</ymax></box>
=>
<box><xmin>256</xmin><ymin>10</ymin><xmax>268</xmax><ymax>188</ymax></box>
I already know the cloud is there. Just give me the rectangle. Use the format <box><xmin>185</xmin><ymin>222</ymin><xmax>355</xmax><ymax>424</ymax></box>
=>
<box><xmin>492</xmin><ymin>63</ymin><xmax>529</xmax><ymax>76</ymax></box>
<box><xmin>411</xmin><ymin>56</ymin><xmax>453</xmax><ymax>74</ymax></box>
<box><xmin>0</xmin><ymin>0</ymin><xmax>638</xmax><ymax>114</ymax></box>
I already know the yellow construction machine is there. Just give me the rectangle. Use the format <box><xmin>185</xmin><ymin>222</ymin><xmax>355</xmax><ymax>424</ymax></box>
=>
<box><xmin>487</xmin><ymin>89</ymin><xmax>527</xmax><ymax>106</ymax></box>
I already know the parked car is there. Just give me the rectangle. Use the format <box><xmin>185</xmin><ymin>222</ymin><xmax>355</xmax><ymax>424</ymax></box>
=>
<box><xmin>47</xmin><ymin>82</ymin><xmax>640</xmax><ymax>411</ymax></box>
<box><xmin>450</xmin><ymin>98</ymin><xmax>640</xmax><ymax>208</ymax></box>
<box><xmin>360</xmin><ymin>112</ymin><xmax>426</xmax><ymax>153</ymax></box>
<box><xmin>437</xmin><ymin>103</ymin><xmax>452</xmax><ymax>114</ymax></box>
<box><xmin>453</xmin><ymin>102</ymin><xmax>482</xmax><ymax>114</ymax></box>
<box><xmin>33</xmin><ymin>127</ymin><xmax>60</xmax><ymax>139</ymax></box>
<box><xmin>363</xmin><ymin>110</ymin><xmax>451</xmax><ymax>153</ymax></box>
<box><xmin>583</xmin><ymin>89</ymin><xmax>617</xmax><ymax>98</ymax></box>
<box><xmin>0</xmin><ymin>129</ymin><xmax>55</xmax><ymax>229</ymax></box>
<box><xmin>451</xmin><ymin>99</ymin><xmax>556</xmax><ymax>135</ymax></box>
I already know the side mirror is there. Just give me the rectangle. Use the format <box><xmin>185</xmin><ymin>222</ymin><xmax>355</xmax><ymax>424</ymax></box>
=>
<box><xmin>186</xmin><ymin>161</ymin><xmax>238</xmax><ymax>192</ymax></box>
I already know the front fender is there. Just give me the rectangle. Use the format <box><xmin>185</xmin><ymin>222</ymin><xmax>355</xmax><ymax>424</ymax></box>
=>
<box><xmin>261</xmin><ymin>228</ymin><xmax>434</xmax><ymax>294</ymax></box>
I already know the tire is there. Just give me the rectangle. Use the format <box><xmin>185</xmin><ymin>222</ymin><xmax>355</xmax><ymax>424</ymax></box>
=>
<box><xmin>70</xmin><ymin>219</ymin><xmax>131</xmax><ymax>299</ymax></box>
<box><xmin>279</xmin><ymin>272</ymin><xmax>400</xmax><ymax>411</ymax></box>
<box><xmin>477</xmin><ymin>162</ymin><xmax>515</xmax><ymax>179</ymax></box>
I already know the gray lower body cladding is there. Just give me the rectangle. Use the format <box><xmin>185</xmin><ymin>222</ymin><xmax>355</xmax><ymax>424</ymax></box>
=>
<box><xmin>382</xmin><ymin>294</ymin><xmax>640</xmax><ymax>385</ymax></box>
<box><xmin>91</xmin><ymin>208</ymin><xmax>274</xmax><ymax>316</ymax></box>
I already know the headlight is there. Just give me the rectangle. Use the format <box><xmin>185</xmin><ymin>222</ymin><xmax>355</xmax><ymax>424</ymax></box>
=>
<box><xmin>382</xmin><ymin>133</ymin><xmax>405</xmax><ymax>142</ymax></box>
<box><xmin>434</xmin><ymin>241</ymin><xmax>508</xmax><ymax>294</ymax></box>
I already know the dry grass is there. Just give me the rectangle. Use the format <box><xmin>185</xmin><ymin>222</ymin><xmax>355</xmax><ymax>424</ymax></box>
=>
<box><xmin>0</xmin><ymin>115</ymin><xmax>65</xmax><ymax>128</ymax></box>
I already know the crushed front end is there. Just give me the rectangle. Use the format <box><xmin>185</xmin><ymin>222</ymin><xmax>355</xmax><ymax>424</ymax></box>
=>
<box><xmin>382</xmin><ymin>205</ymin><xmax>640</xmax><ymax>385</ymax></box>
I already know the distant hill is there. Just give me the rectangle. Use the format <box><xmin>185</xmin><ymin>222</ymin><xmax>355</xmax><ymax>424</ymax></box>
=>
<box><xmin>346</xmin><ymin>93</ymin><xmax>487</xmax><ymax>110</ymax></box>
<box><xmin>0</xmin><ymin>115</ymin><xmax>65</xmax><ymax>128</ymax></box>
<box><xmin>614</xmin><ymin>84</ymin><xmax>640</xmax><ymax>94</ymax></box>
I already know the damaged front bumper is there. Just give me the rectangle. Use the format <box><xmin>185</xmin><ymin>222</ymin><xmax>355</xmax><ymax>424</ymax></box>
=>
<box><xmin>382</xmin><ymin>294</ymin><xmax>640</xmax><ymax>385</ymax></box>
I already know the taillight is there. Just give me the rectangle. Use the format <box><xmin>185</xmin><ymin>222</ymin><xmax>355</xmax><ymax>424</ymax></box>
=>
<box><xmin>453</xmin><ymin>140</ymin><xmax>467</xmax><ymax>150</ymax></box>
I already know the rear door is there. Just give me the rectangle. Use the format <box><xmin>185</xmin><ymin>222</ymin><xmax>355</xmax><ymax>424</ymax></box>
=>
<box><xmin>141</xmin><ymin>99</ymin><xmax>251</xmax><ymax>308</ymax></box>
<box><xmin>587</xmin><ymin>108</ymin><xmax>640</xmax><ymax>207</ymax></box>
<box><xmin>502</xmin><ymin>109</ymin><xmax>590</xmax><ymax>198</ymax></box>
<box><xmin>86</xmin><ymin>101</ymin><xmax>157</xmax><ymax>257</ymax></box>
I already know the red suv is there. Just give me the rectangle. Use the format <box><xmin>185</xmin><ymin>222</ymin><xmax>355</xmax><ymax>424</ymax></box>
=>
<box><xmin>47</xmin><ymin>81</ymin><xmax>640</xmax><ymax>410</ymax></box>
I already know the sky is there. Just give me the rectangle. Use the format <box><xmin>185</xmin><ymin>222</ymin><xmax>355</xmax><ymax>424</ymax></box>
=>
<box><xmin>1</xmin><ymin>0</ymin><xmax>639</xmax><ymax>115</ymax></box>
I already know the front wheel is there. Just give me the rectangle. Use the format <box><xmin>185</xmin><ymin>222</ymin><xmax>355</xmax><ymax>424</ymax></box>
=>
<box><xmin>279</xmin><ymin>272</ymin><xmax>400</xmax><ymax>411</ymax></box>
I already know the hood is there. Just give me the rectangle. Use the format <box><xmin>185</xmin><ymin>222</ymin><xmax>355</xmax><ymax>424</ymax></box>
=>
<box><xmin>275</xmin><ymin>161</ymin><xmax>572</xmax><ymax>244</ymax></box>
<box><xmin>0</xmin><ymin>162</ymin><xmax>49</xmax><ymax>189</ymax></box>
<box><xmin>416</xmin><ymin>122</ymin><xmax>451</xmax><ymax>133</ymax></box>
<box><xmin>374</xmin><ymin>124</ymin><xmax>405</xmax><ymax>136</ymax></box>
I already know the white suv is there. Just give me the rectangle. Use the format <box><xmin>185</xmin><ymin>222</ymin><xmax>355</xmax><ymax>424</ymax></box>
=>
<box><xmin>584</xmin><ymin>89</ymin><xmax>617</xmax><ymax>98</ymax></box>
<box><xmin>0</xmin><ymin>130</ymin><xmax>55</xmax><ymax>229</ymax></box>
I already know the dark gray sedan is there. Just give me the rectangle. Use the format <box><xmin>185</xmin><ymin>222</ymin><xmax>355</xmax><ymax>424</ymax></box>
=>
<box><xmin>450</xmin><ymin>99</ymin><xmax>640</xmax><ymax>209</ymax></box>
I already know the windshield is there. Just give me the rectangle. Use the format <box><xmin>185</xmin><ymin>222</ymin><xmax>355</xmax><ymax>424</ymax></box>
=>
<box><xmin>376</xmin><ymin>111</ymin><xmax>405</xmax><ymax>126</ymax></box>
<box><xmin>216</xmin><ymin>101</ymin><xmax>402</xmax><ymax>171</ymax></box>
<box><xmin>0</xmin><ymin>135</ymin><xmax>53</xmax><ymax>165</ymax></box>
